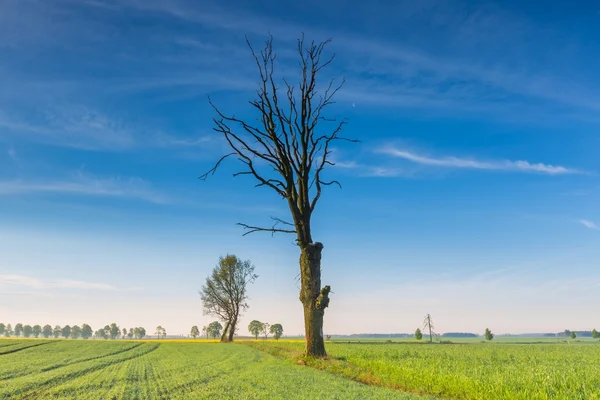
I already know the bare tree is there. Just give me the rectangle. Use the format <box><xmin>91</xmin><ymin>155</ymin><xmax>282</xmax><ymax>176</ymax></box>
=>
<box><xmin>199</xmin><ymin>255</ymin><xmax>257</xmax><ymax>342</ymax></box>
<box><xmin>423</xmin><ymin>314</ymin><xmax>436</xmax><ymax>343</ymax></box>
<box><xmin>201</xmin><ymin>34</ymin><xmax>355</xmax><ymax>357</ymax></box>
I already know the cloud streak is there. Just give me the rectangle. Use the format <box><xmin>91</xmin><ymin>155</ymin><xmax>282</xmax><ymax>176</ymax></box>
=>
<box><xmin>579</xmin><ymin>219</ymin><xmax>599</xmax><ymax>230</ymax></box>
<box><xmin>0</xmin><ymin>172</ymin><xmax>169</xmax><ymax>204</ymax></box>
<box><xmin>379</xmin><ymin>148</ymin><xmax>580</xmax><ymax>175</ymax></box>
<box><xmin>0</xmin><ymin>274</ymin><xmax>138</xmax><ymax>291</ymax></box>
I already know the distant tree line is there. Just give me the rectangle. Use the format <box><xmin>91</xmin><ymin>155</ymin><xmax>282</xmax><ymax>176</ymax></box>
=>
<box><xmin>442</xmin><ymin>332</ymin><xmax>479</xmax><ymax>338</ymax></box>
<box><xmin>0</xmin><ymin>323</ymin><xmax>146</xmax><ymax>340</ymax></box>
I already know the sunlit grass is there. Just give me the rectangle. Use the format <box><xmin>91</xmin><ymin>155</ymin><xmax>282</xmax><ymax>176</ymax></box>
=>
<box><xmin>0</xmin><ymin>339</ymin><xmax>429</xmax><ymax>399</ymax></box>
<box><xmin>245</xmin><ymin>340</ymin><xmax>600</xmax><ymax>400</ymax></box>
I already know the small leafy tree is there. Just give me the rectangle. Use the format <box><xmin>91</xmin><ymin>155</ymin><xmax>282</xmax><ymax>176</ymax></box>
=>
<box><xmin>248</xmin><ymin>320</ymin><xmax>263</xmax><ymax>340</ymax></box>
<box><xmin>564</xmin><ymin>329</ymin><xmax>571</xmax><ymax>338</ymax></box>
<box><xmin>71</xmin><ymin>325</ymin><xmax>81</xmax><ymax>339</ymax></box>
<box><xmin>592</xmin><ymin>329</ymin><xmax>599</xmax><ymax>340</ymax></box>
<box><xmin>207</xmin><ymin>321</ymin><xmax>223</xmax><ymax>339</ymax></box>
<box><xmin>127</xmin><ymin>328</ymin><xmax>134</xmax><ymax>339</ymax></box>
<box><xmin>262</xmin><ymin>323</ymin><xmax>271</xmax><ymax>340</ymax></box>
<box><xmin>200</xmin><ymin>255</ymin><xmax>258</xmax><ymax>342</ymax></box>
<box><xmin>122</xmin><ymin>328</ymin><xmax>127</xmax><ymax>339</ymax></box>
<box><xmin>81</xmin><ymin>324</ymin><xmax>93</xmax><ymax>340</ymax></box>
<box><xmin>202</xmin><ymin>325</ymin><xmax>209</xmax><ymax>339</ymax></box>
<box><xmin>570</xmin><ymin>331</ymin><xmax>576</xmax><ymax>340</ymax></box>
<box><xmin>42</xmin><ymin>325</ymin><xmax>53</xmax><ymax>338</ymax></box>
<box><xmin>270</xmin><ymin>324</ymin><xmax>283</xmax><ymax>340</ymax></box>
<box><xmin>190</xmin><ymin>326</ymin><xmax>200</xmax><ymax>339</ymax></box>
<box><xmin>484</xmin><ymin>328</ymin><xmax>494</xmax><ymax>341</ymax></box>
<box><xmin>415</xmin><ymin>328</ymin><xmax>423</xmax><ymax>340</ymax></box>
<box><xmin>4</xmin><ymin>324</ymin><xmax>13</xmax><ymax>337</ymax></box>
<box><xmin>23</xmin><ymin>325</ymin><xmax>33</xmax><ymax>338</ymax></box>
<box><xmin>32</xmin><ymin>325</ymin><xmax>42</xmax><ymax>338</ymax></box>
<box><xmin>0</xmin><ymin>323</ymin><xmax>5</xmax><ymax>336</ymax></box>
<box><xmin>53</xmin><ymin>325</ymin><xmax>61</xmax><ymax>338</ymax></box>
<box><xmin>14</xmin><ymin>323</ymin><xmax>23</xmax><ymax>337</ymax></box>
<box><xmin>61</xmin><ymin>325</ymin><xmax>71</xmax><ymax>339</ymax></box>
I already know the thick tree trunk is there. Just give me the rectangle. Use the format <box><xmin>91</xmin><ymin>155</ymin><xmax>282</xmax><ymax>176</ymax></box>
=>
<box><xmin>220</xmin><ymin>321</ymin><xmax>230</xmax><ymax>342</ymax></box>
<box><xmin>299</xmin><ymin>242</ymin><xmax>329</xmax><ymax>357</ymax></box>
<box><xmin>228</xmin><ymin>314</ymin><xmax>237</xmax><ymax>342</ymax></box>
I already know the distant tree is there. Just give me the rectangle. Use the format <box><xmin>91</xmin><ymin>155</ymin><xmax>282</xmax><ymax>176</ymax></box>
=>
<box><xmin>564</xmin><ymin>329</ymin><xmax>571</xmax><ymax>338</ymax></box>
<box><xmin>109</xmin><ymin>323</ymin><xmax>120</xmax><ymax>340</ymax></box>
<box><xmin>53</xmin><ymin>325</ymin><xmax>61</xmax><ymax>338</ymax></box>
<box><xmin>134</xmin><ymin>327</ymin><xmax>146</xmax><ymax>339</ymax></box>
<box><xmin>155</xmin><ymin>326</ymin><xmax>166</xmax><ymax>339</ymax></box>
<box><xmin>248</xmin><ymin>320</ymin><xmax>264</xmax><ymax>340</ymax></box>
<box><xmin>61</xmin><ymin>325</ymin><xmax>71</xmax><ymax>339</ymax></box>
<box><xmin>5</xmin><ymin>324</ymin><xmax>13</xmax><ymax>337</ymax></box>
<box><xmin>202</xmin><ymin>325</ymin><xmax>209</xmax><ymax>339</ymax></box>
<box><xmin>200</xmin><ymin>255</ymin><xmax>258</xmax><ymax>342</ymax></box>
<box><xmin>423</xmin><ymin>314</ymin><xmax>436</xmax><ymax>343</ymax></box>
<box><xmin>190</xmin><ymin>326</ymin><xmax>200</xmax><ymax>339</ymax></box>
<box><xmin>484</xmin><ymin>328</ymin><xmax>494</xmax><ymax>341</ymax></box>
<box><xmin>570</xmin><ymin>331</ymin><xmax>576</xmax><ymax>340</ymax></box>
<box><xmin>592</xmin><ymin>329</ymin><xmax>599</xmax><ymax>340</ymax></box>
<box><xmin>0</xmin><ymin>323</ymin><xmax>5</xmax><ymax>336</ymax></box>
<box><xmin>23</xmin><ymin>325</ymin><xmax>33</xmax><ymax>338</ymax></box>
<box><xmin>325</xmin><ymin>335</ymin><xmax>332</xmax><ymax>341</ymax></box>
<box><xmin>122</xmin><ymin>328</ymin><xmax>127</xmax><ymax>339</ymax></box>
<box><xmin>81</xmin><ymin>324</ymin><xmax>93</xmax><ymax>340</ymax></box>
<box><xmin>14</xmin><ymin>323</ymin><xmax>24</xmax><ymax>337</ymax></box>
<box><xmin>270</xmin><ymin>324</ymin><xmax>284</xmax><ymax>341</ymax></box>
<box><xmin>415</xmin><ymin>328</ymin><xmax>423</xmax><ymax>341</ymax></box>
<box><xmin>71</xmin><ymin>325</ymin><xmax>81</xmax><ymax>339</ymax></box>
<box><xmin>42</xmin><ymin>325</ymin><xmax>53</xmax><ymax>338</ymax></box>
<box><xmin>33</xmin><ymin>325</ymin><xmax>42</xmax><ymax>338</ymax></box>
<box><xmin>127</xmin><ymin>328</ymin><xmax>134</xmax><ymax>339</ymax></box>
<box><xmin>207</xmin><ymin>321</ymin><xmax>223</xmax><ymax>339</ymax></box>
<box><xmin>262</xmin><ymin>323</ymin><xmax>271</xmax><ymax>340</ymax></box>
<box><xmin>96</xmin><ymin>327</ymin><xmax>110</xmax><ymax>340</ymax></box>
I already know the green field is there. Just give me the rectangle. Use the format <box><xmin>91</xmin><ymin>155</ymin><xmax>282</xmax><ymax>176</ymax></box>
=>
<box><xmin>246</xmin><ymin>340</ymin><xmax>600</xmax><ymax>400</ymax></box>
<box><xmin>0</xmin><ymin>339</ymin><xmax>428</xmax><ymax>399</ymax></box>
<box><xmin>3</xmin><ymin>338</ymin><xmax>600</xmax><ymax>399</ymax></box>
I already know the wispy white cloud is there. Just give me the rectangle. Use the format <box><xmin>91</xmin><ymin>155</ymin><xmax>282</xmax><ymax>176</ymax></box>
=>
<box><xmin>579</xmin><ymin>219</ymin><xmax>599</xmax><ymax>230</ymax></box>
<box><xmin>379</xmin><ymin>147</ymin><xmax>580</xmax><ymax>175</ymax></box>
<box><xmin>0</xmin><ymin>274</ymin><xmax>139</xmax><ymax>291</ymax></box>
<box><xmin>0</xmin><ymin>172</ymin><xmax>169</xmax><ymax>204</ymax></box>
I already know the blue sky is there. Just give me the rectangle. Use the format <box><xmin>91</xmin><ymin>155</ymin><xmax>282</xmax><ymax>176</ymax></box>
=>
<box><xmin>1</xmin><ymin>0</ymin><xmax>599</xmax><ymax>336</ymax></box>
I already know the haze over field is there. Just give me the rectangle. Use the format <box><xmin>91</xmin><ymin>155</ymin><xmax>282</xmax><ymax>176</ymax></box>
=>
<box><xmin>1</xmin><ymin>0</ymin><xmax>599</xmax><ymax>336</ymax></box>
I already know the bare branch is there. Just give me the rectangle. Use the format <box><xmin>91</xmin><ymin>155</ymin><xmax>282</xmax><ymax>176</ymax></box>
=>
<box><xmin>237</xmin><ymin>221</ymin><xmax>296</xmax><ymax>237</ymax></box>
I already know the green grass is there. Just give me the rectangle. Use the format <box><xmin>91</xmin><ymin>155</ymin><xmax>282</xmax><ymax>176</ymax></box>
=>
<box><xmin>0</xmin><ymin>339</ymin><xmax>430</xmax><ymax>399</ymax></box>
<box><xmin>245</xmin><ymin>340</ymin><xmax>600</xmax><ymax>400</ymax></box>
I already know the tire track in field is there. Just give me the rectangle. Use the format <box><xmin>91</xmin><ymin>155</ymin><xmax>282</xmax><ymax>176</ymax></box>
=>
<box><xmin>0</xmin><ymin>343</ymin><xmax>147</xmax><ymax>382</ymax></box>
<box><xmin>40</xmin><ymin>343</ymin><xmax>144</xmax><ymax>372</ymax></box>
<box><xmin>0</xmin><ymin>341</ymin><xmax>56</xmax><ymax>356</ymax></box>
<box><xmin>6</xmin><ymin>343</ymin><xmax>161</xmax><ymax>399</ymax></box>
<box><xmin>159</xmin><ymin>345</ymin><xmax>250</xmax><ymax>396</ymax></box>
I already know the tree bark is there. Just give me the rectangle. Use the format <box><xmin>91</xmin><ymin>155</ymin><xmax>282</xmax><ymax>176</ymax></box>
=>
<box><xmin>227</xmin><ymin>313</ymin><xmax>238</xmax><ymax>342</ymax></box>
<box><xmin>299</xmin><ymin>242</ymin><xmax>329</xmax><ymax>357</ymax></box>
<box><xmin>220</xmin><ymin>321</ymin><xmax>230</xmax><ymax>342</ymax></box>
